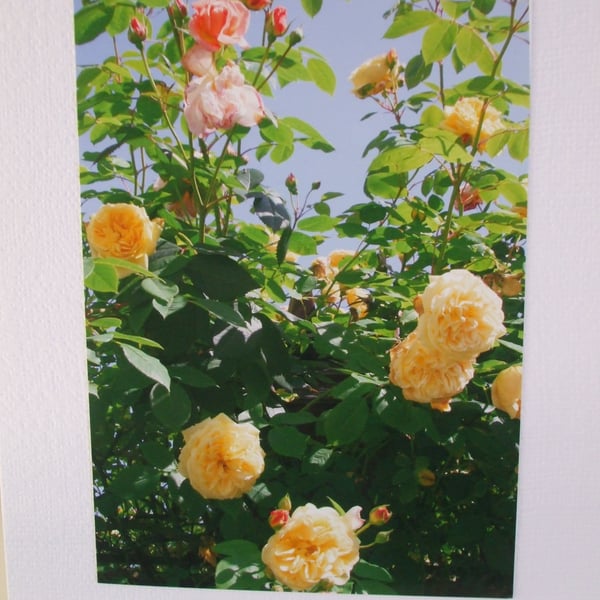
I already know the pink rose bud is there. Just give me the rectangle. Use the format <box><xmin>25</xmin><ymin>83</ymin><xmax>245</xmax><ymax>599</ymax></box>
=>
<box><xmin>268</xmin><ymin>509</ymin><xmax>290</xmax><ymax>530</ymax></box>
<box><xmin>266</xmin><ymin>6</ymin><xmax>288</xmax><ymax>38</ymax></box>
<box><xmin>128</xmin><ymin>17</ymin><xmax>147</xmax><ymax>46</ymax></box>
<box><xmin>242</xmin><ymin>0</ymin><xmax>272</xmax><ymax>9</ymax></box>
<box><xmin>369</xmin><ymin>505</ymin><xmax>392</xmax><ymax>526</ymax></box>
<box><xmin>285</xmin><ymin>173</ymin><xmax>298</xmax><ymax>195</ymax></box>
<box><xmin>168</xmin><ymin>0</ymin><xmax>188</xmax><ymax>22</ymax></box>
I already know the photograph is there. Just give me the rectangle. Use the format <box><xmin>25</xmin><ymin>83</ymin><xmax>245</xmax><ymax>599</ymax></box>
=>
<box><xmin>1</xmin><ymin>1</ymin><xmax>600</xmax><ymax>600</ymax></box>
<box><xmin>76</xmin><ymin>0</ymin><xmax>527</xmax><ymax>595</ymax></box>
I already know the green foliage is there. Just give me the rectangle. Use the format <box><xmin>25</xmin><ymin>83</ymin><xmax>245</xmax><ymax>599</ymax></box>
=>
<box><xmin>78</xmin><ymin>0</ymin><xmax>528</xmax><ymax>596</ymax></box>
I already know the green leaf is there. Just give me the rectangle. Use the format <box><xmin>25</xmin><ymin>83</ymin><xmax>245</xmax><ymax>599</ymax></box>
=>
<box><xmin>384</xmin><ymin>11</ymin><xmax>438</xmax><ymax>38</ymax></box>
<box><xmin>287</xmin><ymin>231</ymin><xmax>318</xmax><ymax>255</ymax></box>
<box><xmin>141</xmin><ymin>278</ymin><xmax>179</xmax><ymax>302</ymax></box>
<box><xmin>405</xmin><ymin>53</ymin><xmax>433</xmax><ymax>89</ymax></box>
<box><xmin>441</xmin><ymin>0</ymin><xmax>473</xmax><ymax>18</ymax></box>
<box><xmin>353</xmin><ymin>559</ymin><xmax>394</xmax><ymax>583</ymax></box>
<box><xmin>307</xmin><ymin>58</ymin><xmax>336</xmax><ymax>95</ymax></box>
<box><xmin>111</xmin><ymin>332</ymin><xmax>164</xmax><ymax>350</ymax></box>
<box><xmin>300</xmin><ymin>0</ymin><xmax>323</xmax><ymax>17</ymax></box>
<box><xmin>276</xmin><ymin>226</ymin><xmax>293</xmax><ymax>265</ymax></box>
<box><xmin>422</xmin><ymin>20</ymin><xmax>458</xmax><ymax>64</ymax></box>
<box><xmin>369</xmin><ymin>145</ymin><xmax>433</xmax><ymax>174</ymax></box>
<box><xmin>268</xmin><ymin>426</ymin><xmax>308</xmax><ymax>458</ymax></box>
<box><xmin>95</xmin><ymin>257</ymin><xmax>156</xmax><ymax>279</ymax></box>
<box><xmin>106</xmin><ymin>4</ymin><xmax>135</xmax><ymax>36</ymax></box>
<box><xmin>140</xmin><ymin>441</ymin><xmax>174</xmax><ymax>469</ymax></box>
<box><xmin>297</xmin><ymin>215</ymin><xmax>340</xmax><ymax>232</ymax></box>
<box><xmin>280</xmin><ymin>116</ymin><xmax>334</xmax><ymax>152</ymax></box>
<box><xmin>324</xmin><ymin>397</ymin><xmax>369</xmax><ymax>446</ymax></box>
<box><xmin>507</xmin><ymin>128</ymin><xmax>529</xmax><ymax>161</ymax></box>
<box><xmin>455</xmin><ymin>26</ymin><xmax>485</xmax><ymax>65</ymax></box>
<box><xmin>170</xmin><ymin>365</ymin><xmax>216</xmax><ymax>388</ymax></box>
<box><xmin>83</xmin><ymin>258</ymin><xmax>118</xmax><ymax>293</ymax></box>
<box><xmin>191</xmin><ymin>297</ymin><xmax>246</xmax><ymax>328</ymax></box>
<box><xmin>120</xmin><ymin>343</ymin><xmax>171</xmax><ymax>390</ymax></box>
<box><xmin>189</xmin><ymin>254</ymin><xmax>258</xmax><ymax>301</ymax></box>
<box><xmin>474</xmin><ymin>0</ymin><xmax>496</xmax><ymax>13</ymax></box>
<box><xmin>74</xmin><ymin>4</ymin><xmax>113</xmax><ymax>45</ymax></box>
<box><xmin>150</xmin><ymin>383</ymin><xmax>191</xmax><ymax>430</ymax></box>
<box><xmin>109</xmin><ymin>464</ymin><xmax>160</xmax><ymax>500</ymax></box>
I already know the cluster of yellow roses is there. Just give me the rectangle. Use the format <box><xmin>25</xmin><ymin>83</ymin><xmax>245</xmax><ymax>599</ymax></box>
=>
<box><xmin>389</xmin><ymin>269</ymin><xmax>508</xmax><ymax>412</ymax></box>
<box><xmin>177</xmin><ymin>413</ymin><xmax>394</xmax><ymax>591</ymax></box>
<box><xmin>350</xmin><ymin>50</ymin><xmax>504</xmax><ymax>151</ymax></box>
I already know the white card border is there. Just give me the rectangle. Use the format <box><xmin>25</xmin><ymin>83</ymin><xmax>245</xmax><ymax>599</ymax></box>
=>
<box><xmin>2</xmin><ymin>0</ymin><xmax>600</xmax><ymax>598</ymax></box>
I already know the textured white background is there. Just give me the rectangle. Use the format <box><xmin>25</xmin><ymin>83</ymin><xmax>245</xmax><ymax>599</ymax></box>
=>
<box><xmin>1</xmin><ymin>1</ymin><xmax>599</xmax><ymax>599</ymax></box>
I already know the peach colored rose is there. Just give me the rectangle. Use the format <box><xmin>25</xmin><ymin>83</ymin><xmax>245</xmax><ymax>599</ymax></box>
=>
<box><xmin>85</xmin><ymin>203</ymin><xmax>163</xmax><ymax>278</ymax></box>
<box><xmin>178</xmin><ymin>413</ymin><xmax>265</xmax><ymax>500</ymax></box>
<box><xmin>418</xmin><ymin>269</ymin><xmax>506</xmax><ymax>361</ymax></box>
<box><xmin>261</xmin><ymin>503</ymin><xmax>360</xmax><ymax>591</ymax></box>
<box><xmin>181</xmin><ymin>44</ymin><xmax>216</xmax><ymax>76</ymax></box>
<box><xmin>491</xmin><ymin>365</ymin><xmax>522</xmax><ymax>419</ymax></box>
<box><xmin>184</xmin><ymin>63</ymin><xmax>264</xmax><ymax>137</ymax></box>
<box><xmin>345</xmin><ymin>287</ymin><xmax>370</xmax><ymax>320</ymax></box>
<box><xmin>441</xmin><ymin>96</ymin><xmax>504</xmax><ymax>150</ymax></box>
<box><xmin>328</xmin><ymin>249</ymin><xmax>355</xmax><ymax>270</ymax></box>
<box><xmin>189</xmin><ymin>0</ymin><xmax>250</xmax><ymax>52</ymax></box>
<box><xmin>389</xmin><ymin>331</ymin><xmax>475</xmax><ymax>405</ymax></box>
<box><xmin>349</xmin><ymin>49</ymin><xmax>402</xmax><ymax>98</ymax></box>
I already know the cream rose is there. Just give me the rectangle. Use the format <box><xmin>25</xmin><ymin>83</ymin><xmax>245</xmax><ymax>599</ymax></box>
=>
<box><xmin>261</xmin><ymin>503</ymin><xmax>360</xmax><ymax>591</ymax></box>
<box><xmin>441</xmin><ymin>96</ymin><xmax>504</xmax><ymax>150</ymax></box>
<box><xmin>85</xmin><ymin>203</ymin><xmax>163</xmax><ymax>278</ymax></box>
<box><xmin>389</xmin><ymin>331</ymin><xmax>475</xmax><ymax>406</ymax></box>
<box><xmin>178</xmin><ymin>413</ymin><xmax>265</xmax><ymax>500</ymax></box>
<box><xmin>418</xmin><ymin>269</ymin><xmax>506</xmax><ymax>360</ymax></box>
<box><xmin>491</xmin><ymin>365</ymin><xmax>522</xmax><ymax>419</ymax></box>
<box><xmin>349</xmin><ymin>49</ymin><xmax>402</xmax><ymax>99</ymax></box>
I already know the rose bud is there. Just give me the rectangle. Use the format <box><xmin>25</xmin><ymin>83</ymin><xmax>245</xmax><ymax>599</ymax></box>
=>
<box><xmin>242</xmin><ymin>0</ymin><xmax>272</xmax><ymax>9</ymax></box>
<box><xmin>417</xmin><ymin>468</ymin><xmax>436</xmax><ymax>487</ymax></box>
<box><xmin>277</xmin><ymin>493</ymin><xmax>292</xmax><ymax>511</ymax></box>
<box><xmin>288</xmin><ymin>27</ymin><xmax>303</xmax><ymax>46</ymax></box>
<box><xmin>285</xmin><ymin>173</ymin><xmax>298</xmax><ymax>195</ymax></box>
<box><xmin>168</xmin><ymin>0</ymin><xmax>188</xmax><ymax>23</ymax></box>
<box><xmin>266</xmin><ymin>6</ymin><xmax>288</xmax><ymax>39</ymax></box>
<box><xmin>128</xmin><ymin>17</ymin><xmax>147</xmax><ymax>47</ymax></box>
<box><xmin>268</xmin><ymin>508</ymin><xmax>290</xmax><ymax>530</ymax></box>
<box><xmin>369</xmin><ymin>505</ymin><xmax>392</xmax><ymax>526</ymax></box>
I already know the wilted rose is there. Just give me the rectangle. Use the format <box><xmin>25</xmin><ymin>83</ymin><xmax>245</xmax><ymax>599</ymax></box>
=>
<box><xmin>178</xmin><ymin>413</ymin><xmax>265</xmax><ymax>499</ymax></box>
<box><xmin>349</xmin><ymin>49</ymin><xmax>402</xmax><ymax>98</ymax></box>
<box><xmin>441</xmin><ymin>96</ymin><xmax>504</xmax><ymax>150</ymax></box>
<box><xmin>418</xmin><ymin>269</ymin><xmax>506</xmax><ymax>361</ymax></box>
<box><xmin>491</xmin><ymin>365</ymin><xmax>522</xmax><ymax>419</ymax></box>
<box><xmin>389</xmin><ymin>331</ymin><xmax>475</xmax><ymax>406</ymax></box>
<box><xmin>261</xmin><ymin>503</ymin><xmax>360</xmax><ymax>591</ymax></box>
<box><xmin>189</xmin><ymin>0</ymin><xmax>250</xmax><ymax>52</ymax></box>
<box><xmin>345</xmin><ymin>287</ymin><xmax>370</xmax><ymax>320</ymax></box>
<box><xmin>85</xmin><ymin>203</ymin><xmax>163</xmax><ymax>278</ymax></box>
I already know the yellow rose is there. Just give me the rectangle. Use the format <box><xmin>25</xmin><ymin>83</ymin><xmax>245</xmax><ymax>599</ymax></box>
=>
<box><xmin>345</xmin><ymin>287</ymin><xmax>370</xmax><ymax>320</ymax></box>
<box><xmin>349</xmin><ymin>49</ymin><xmax>402</xmax><ymax>99</ymax></box>
<box><xmin>85</xmin><ymin>203</ymin><xmax>163</xmax><ymax>278</ymax></box>
<box><xmin>261</xmin><ymin>503</ymin><xmax>360</xmax><ymax>591</ymax></box>
<box><xmin>178</xmin><ymin>413</ymin><xmax>265</xmax><ymax>500</ymax></box>
<box><xmin>418</xmin><ymin>269</ymin><xmax>506</xmax><ymax>361</ymax></box>
<box><xmin>491</xmin><ymin>365</ymin><xmax>522</xmax><ymax>419</ymax></box>
<box><xmin>441</xmin><ymin>96</ymin><xmax>504</xmax><ymax>150</ymax></box>
<box><xmin>328</xmin><ymin>249</ymin><xmax>355</xmax><ymax>270</ymax></box>
<box><xmin>389</xmin><ymin>331</ymin><xmax>475</xmax><ymax>406</ymax></box>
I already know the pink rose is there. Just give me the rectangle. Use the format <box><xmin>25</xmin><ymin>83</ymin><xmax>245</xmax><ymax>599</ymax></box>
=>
<box><xmin>184</xmin><ymin>63</ymin><xmax>264</xmax><ymax>137</ymax></box>
<box><xmin>189</xmin><ymin>0</ymin><xmax>250</xmax><ymax>52</ymax></box>
<box><xmin>266</xmin><ymin>6</ymin><xmax>287</xmax><ymax>37</ymax></box>
<box><xmin>181</xmin><ymin>43</ymin><xmax>216</xmax><ymax>76</ymax></box>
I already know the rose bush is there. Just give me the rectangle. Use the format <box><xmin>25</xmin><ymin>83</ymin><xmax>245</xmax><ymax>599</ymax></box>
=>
<box><xmin>77</xmin><ymin>0</ymin><xmax>528</xmax><ymax>595</ymax></box>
